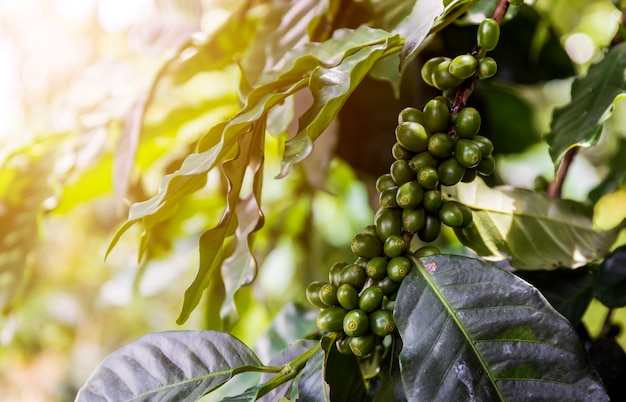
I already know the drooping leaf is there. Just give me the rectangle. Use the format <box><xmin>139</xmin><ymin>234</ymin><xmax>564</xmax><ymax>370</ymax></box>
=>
<box><xmin>546</xmin><ymin>43</ymin><xmax>626</xmax><ymax>166</ymax></box>
<box><xmin>397</xmin><ymin>0</ymin><xmax>445</xmax><ymax>70</ymax></box>
<box><xmin>395</xmin><ymin>254</ymin><xmax>609</xmax><ymax>401</ymax></box>
<box><xmin>75</xmin><ymin>331</ymin><xmax>265</xmax><ymax>402</ymax></box>
<box><xmin>593</xmin><ymin>245</ymin><xmax>626</xmax><ymax>308</ymax></box>
<box><xmin>515</xmin><ymin>268</ymin><xmax>594</xmax><ymax>326</ymax></box>
<box><xmin>177</xmin><ymin>124</ymin><xmax>264</xmax><ymax>325</ymax></box>
<box><xmin>449</xmin><ymin>179</ymin><xmax>617</xmax><ymax>270</ymax></box>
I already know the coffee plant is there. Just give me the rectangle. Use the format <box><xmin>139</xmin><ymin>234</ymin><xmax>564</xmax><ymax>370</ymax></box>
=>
<box><xmin>74</xmin><ymin>0</ymin><xmax>626</xmax><ymax>401</ymax></box>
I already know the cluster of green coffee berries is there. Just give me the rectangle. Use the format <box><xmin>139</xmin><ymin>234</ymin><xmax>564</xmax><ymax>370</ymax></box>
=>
<box><xmin>306</xmin><ymin>18</ymin><xmax>500</xmax><ymax>357</ymax></box>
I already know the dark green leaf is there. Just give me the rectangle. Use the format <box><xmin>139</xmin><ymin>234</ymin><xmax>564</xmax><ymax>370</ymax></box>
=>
<box><xmin>75</xmin><ymin>331</ymin><xmax>264</xmax><ymax>402</ymax></box>
<box><xmin>449</xmin><ymin>179</ymin><xmax>617</xmax><ymax>270</ymax></box>
<box><xmin>546</xmin><ymin>43</ymin><xmax>626</xmax><ymax>166</ymax></box>
<box><xmin>395</xmin><ymin>255</ymin><xmax>609</xmax><ymax>401</ymax></box>
<box><xmin>593</xmin><ymin>245</ymin><xmax>626</xmax><ymax>308</ymax></box>
<box><xmin>515</xmin><ymin>268</ymin><xmax>594</xmax><ymax>326</ymax></box>
<box><xmin>298</xmin><ymin>347</ymin><xmax>330</xmax><ymax>402</ymax></box>
<box><xmin>325</xmin><ymin>341</ymin><xmax>367</xmax><ymax>401</ymax></box>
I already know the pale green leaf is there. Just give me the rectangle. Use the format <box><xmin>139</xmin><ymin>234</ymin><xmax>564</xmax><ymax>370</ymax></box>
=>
<box><xmin>397</xmin><ymin>0</ymin><xmax>444</xmax><ymax>69</ymax></box>
<box><xmin>448</xmin><ymin>179</ymin><xmax>617</xmax><ymax>270</ymax></box>
<box><xmin>546</xmin><ymin>42</ymin><xmax>626</xmax><ymax>166</ymax></box>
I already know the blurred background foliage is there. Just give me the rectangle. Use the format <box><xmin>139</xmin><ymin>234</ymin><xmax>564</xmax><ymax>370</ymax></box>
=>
<box><xmin>0</xmin><ymin>0</ymin><xmax>625</xmax><ymax>400</ymax></box>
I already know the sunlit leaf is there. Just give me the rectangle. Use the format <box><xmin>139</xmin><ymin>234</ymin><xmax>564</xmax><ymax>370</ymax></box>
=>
<box><xmin>593</xmin><ymin>188</ymin><xmax>626</xmax><ymax>231</ymax></box>
<box><xmin>75</xmin><ymin>331</ymin><xmax>264</xmax><ymax>402</ymax></box>
<box><xmin>588</xmin><ymin>138</ymin><xmax>626</xmax><ymax>203</ymax></box>
<box><xmin>593</xmin><ymin>245</ymin><xmax>626</xmax><ymax>308</ymax></box>
<box><xmin>177</xmin><ymin>124</ymin><xmax>264</xmax><ymax>325</ymax></box>
<box><xmin>397</xmin><ymin>0</ymin><xmax>444</xmax><ymax>70</ymax></box>
<box><xmin>279</xmin><ymin>34</ymin><xmax>402</xmax><ymax>177</ymax></box>
<box><xmin>546</xmin><ymin>43</ymin><xmax>626</xmax><ymax>166</ymax></box>
<box><xmin>449</xmin><ymin>179</ymin><xmax>617</xmax><ymax>270</ymax></box>
<box><xmin>395</xmin><ymin>255</ymin><xmax>609</xmax><ymax>401</ymax></box>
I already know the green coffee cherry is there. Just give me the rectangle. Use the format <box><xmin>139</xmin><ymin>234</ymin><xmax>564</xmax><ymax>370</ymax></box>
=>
<box><xmin>319</xmin><ymin>283</ymin><xmax>339</xmax><ymax>307</ymax></box>
<box><xmin>478</xmin><ymin>57</ymin><xmax>497</xmax><ymax>79</ymax></box>
<box><xmin>384</xmin><ymin>235</ymin><xmax>407</xmax><ymax>258</ymax></box>
<box><xmin>390</xmin><ymin>160</ymin><xmax>415</xmax><ymax>185</ymax></box>
<box><xmin>316</xmin><ymin>306</ymin><xmax>348</xmax><ymax>333</ymax></box>
<box><xmin>392</xmin><ymin>142</ymin><xmax>414</xmax><ymax>161</ymax></box>
<box><xmin>375</xmin><ymin>208</ymin><xmax>402</xmax><ymax>241</ymax></box>
<box><xmin>438</xmin><ymin>200</ymin><xmax>465</xmax><ymax>228</ymax></box>
<box><xmin>337</xmin><ymin>283</ymin><xmax>360</xmax><ymax>310</ymax></box>
<box><xmin>438</xmin><ymin>157</ymin><xmax>466</xmax><ymax>186</ymax></box>
<box><xmin>423</xmin><ymin>98</ymin><xmax>451</xmax><ymax>134</ymax></box>
<box><xmin>376</xmin><ymin>174</ymin><xmax>396</xmax><ymax>192</ymax></box>
<box><xmin>387</xmin><ymin>256</ymin><xmax>412</xmax><ymax>282</ymax></box>
<box><xmin>455</xmin><ymin>139</ymin><xmax>483</xmax><ymax>168</ymax></box>
<box><xmin>422</xmin><ymin>189</ymin><xmax>443</xmax><ymax>213</ymax></box>
<box><xmin>402</xmin><ymin>207</ymin><xmax>425</xmax><ymax>233</ymax></box>
<box><xmin>379</xmin><ymin>187</ymin><xmax>399</xmax><ymax>209</ymax></box>
<box><xmin>396</xmin><ymin>180</ymin><xmax>424</xmax><ymax>209</ymax></box>
<box><xmin>418</xmin><ymin>215</ymin><xmax>441</xmax><ymax>242</ymax></box>
<box><xmin>362</xmin><ymin>224</ymin><xmax>378</xmax><ymax>237</ymax></box>
<box><xmin>365</xmin><ymin>257</ymin><xmax>388</xmax><ymax>280</ymax></box>
<box><xmin>329</xmin><ymin>262</ymin><xmax>347</xmax><ymax>287</ymax></box>
<box><xmin>428</xmin><ymin>133</ymin><xmax>455</xmax><ymax>159</ymax></box>
<box><xmin>349</xmin><ymin>333</ymin><xmax>377</xmax><ymax>357</ymax></box>
<box><xmin>432</xmin><ymin>59</ymin><xmax>464</xmax><ymax>90</ymax></box>
<box><xmin>448</xmin><ymin>54</ymin><xmax>478</xmax><ymax>79</ymax></box>
<box><xmin>415</xmin><ymin>245</ymin><xmax>441</xmax><ymax>258</ymax></box>
<box><xmin>306</xmin><ymin>281</ymin><xmax>328</xmax><ymax>309</ymax></box>
<box><xmin>472</xmin><ymin>136</ymin><xmax>494</xmax><ymax>156</ymax></box>
<box><xmin>340</xmin><ymin>264</ymin><xmax>367</xmax><ymax>290</ymax></box>
<box><xmin>455</xmin><ymin>107</ymin><xmax>481</xmax><ymax>138</ymax></box>
<box><xmin>409</xmin><ymin>151</ymin><xmax>439</xmax><ymax>172</ymax></box>
<box><xmin>417</xmin><ymin>166</ymin><xmax>439</xmax><ymax>189</ymax></box>
<box><xmin>398</xmin><ymin>107</ymin><xmax>424</xmax><ymax>124</ymax></box>
<box><xmin>351</xmin><ymin>233</ymin><xmax>383</xmax><ymax>259</ymax></box>
<box><xmin>477</xmin><ymin>154</ymin><xmax>496</xmax><ymax>176</ymax></box>
<box><xmin>395</xmin><ymin>122</ymin><xmax>430</xmax><ymax>152</ymax></box>
<box><xmin>370</xmin><ymin>309</ymin><xmax>396</xmax><ymax>337</ymax></box>
<box><xmin>477</xmin><ymin>18</ymin><xmax>500</xmax><ymax>51</ymax></box>
<box><xmin>461</xmin><ymin>168</ymin><xmax>478</xmax><ymax>183</ymax></box>
<box><xmin>421</xmin><ymin>56</ymin><xmax>448</xmax><ymax>86</ymax></box>
<box><xmin>343</xmin><ymin>309</ymin><xmax>370</xmax><ymax>337</ymax></box>
<box><xmin>375</xmin><ymin>275</ymin><xmax>401</xmax><ymax>296</ymax></box>
<box><xmin>359</xmin><ymin>286</ymin><xmax>384</xmax><ymax>312</ymax></box>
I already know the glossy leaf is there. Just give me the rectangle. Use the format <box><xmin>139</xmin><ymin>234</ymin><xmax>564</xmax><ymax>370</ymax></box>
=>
<box><xmin>546</xmin><ymin>43</ymin><xmax>626</xmax><ymax>166</ymax></box>
<box><xmin>75</xmin><ymin>331</ymin><xmax>265</xmax><ymax>402</ymax></box>
<box><xmin>395</xmin><ymin>254</ymin><xmax>609</xmax><ymax>401</ymax></box>
<box><xmin>449</xmin><ymin>179</ymin><xmax>617</xmax><ymax>270</ymax></box>
<box><xmin>298</xmin><ymin>347</ymin><xmax>330</xmax><ymax>402</ymax></box>
<box><xmin>593</xmin><ymin>245</ymin><xmax>626</xmax><ymax>308</ymax></box>
<box><xmin>515</xmin><ymin>268</ymin><xmax>594</xmax><ymax>326</ymax></box>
